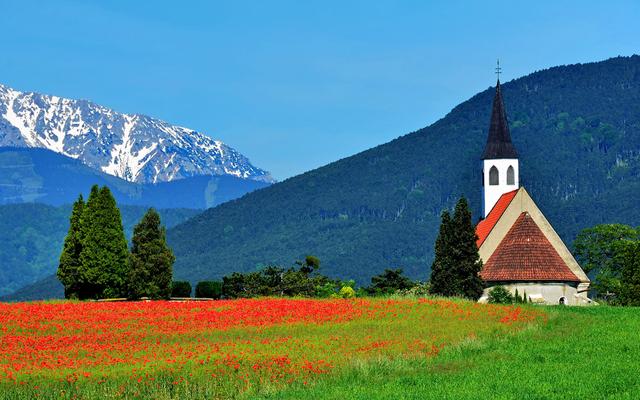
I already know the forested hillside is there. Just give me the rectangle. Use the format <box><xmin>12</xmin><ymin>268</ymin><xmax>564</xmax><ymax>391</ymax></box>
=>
<box><xmin>168</xmin><ymin>56</ymin><xmax>640</xmax><ymax>285</ymax></box>
<box><xmin>0</xmin><ymin>204</ymin><xmax>199</xmax><ymax>296</ymax></box>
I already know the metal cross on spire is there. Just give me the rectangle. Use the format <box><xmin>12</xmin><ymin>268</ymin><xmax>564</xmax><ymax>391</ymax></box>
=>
<box><xmin>495</xmin><ymin>59</ymin><xmax>502</xmax><ymax>81</ymax></box>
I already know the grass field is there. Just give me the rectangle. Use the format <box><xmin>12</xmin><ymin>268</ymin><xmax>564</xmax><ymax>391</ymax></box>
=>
<box><xmin>0</xmin><ymin>298</ymin><xmax>637</xmax><ymax>399</ymax></box>
<box><xmin>262</xmin><ymin>305</ymin><xmax>640</xmax><ymax>399</ymax></box>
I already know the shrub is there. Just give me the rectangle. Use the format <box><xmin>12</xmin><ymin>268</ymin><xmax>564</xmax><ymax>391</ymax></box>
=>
<box><xmin>221</xmin><ymin>257</ymin><xmax>335</xmax><ymax>299</ymax></box>
<box><xmin>487</xmin><ymin>286</ymin><xmax>513</xmax><ymax>304</ymax></box>
<box><xmin>195</xmin><ymin>281</ymin><xmax>223</xmax><ymax>299</ymax></box>
<box><xmin>315</xmin><ymin>282</ymin><xmax>338</xmax><ymax>298</ymax></box>
<box><xmin>171</xmin><ymin>281</ymin><xmax>192</xmax><ymax>298</ymax></box>
<box><xmin>396</xmin><ymin>282</ymin><xmax>431</xmax><ymax>297</ymax></box>
<box><xmin>339</xmin><ymin>286</ymin><xmax>356</xmax><ymax>299</ymax></box>
<box><xmin>367</xmin><ymin>268</ymin><xmax>415</xmax><ymax>295</ymax></box>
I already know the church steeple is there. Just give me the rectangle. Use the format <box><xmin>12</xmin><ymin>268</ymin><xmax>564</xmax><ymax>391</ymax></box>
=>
<box><xmin>482</xmin><ymin>79</ymin><xmax>518</xmax><ymax>159</ymax></box>
<box><xmin>481</xmin><ymin>69</ymin><xmax>520</xmax><ymax>218</ymax></box>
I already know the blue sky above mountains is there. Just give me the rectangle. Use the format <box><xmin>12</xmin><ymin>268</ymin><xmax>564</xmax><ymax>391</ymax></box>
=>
<box><xmin>0</xmin><ymin>0</ymin><xmax>638</xmax><ymax>179</ymax></box>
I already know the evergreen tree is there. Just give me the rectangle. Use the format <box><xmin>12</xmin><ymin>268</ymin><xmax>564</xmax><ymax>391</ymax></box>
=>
<box><xmin>57</xmin><ymin>195</ymin><xmax>85</xmax><ymax>299</ymax></box>
<box><xmin>79</xmin><ymin>185</ymin><xmax>129</xmax><ymax>299</ymax></box>
<box><xmin>430</xmin><ymin>210</ymin><xmax>458</xmax><ymax>296</ymax></box>
<box><xmin>430</xmin><ymin>197</ymin><xmax>484</xmax><ymax>300</ymax></box>
<box><xmin>514</xmin><ymin>288</ymin><xmax>522</xmax><ymax>303</ymax></box>
<box><xmin>128</xmin><ymin>208</ymin><xmax>175</xmax><ymax>300</ymax></box>
<box><xmin>451</xmin><ymin>197</ymin><xmax>484</xmax><ymax>300</ymax></box>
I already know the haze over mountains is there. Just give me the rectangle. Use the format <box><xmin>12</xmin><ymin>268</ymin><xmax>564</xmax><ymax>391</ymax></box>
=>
<box><xmin>0</xmin><ymin>82</ymin><xmax>272</xmax><ymax>184</ymax></box>
<box><xmin>0</xmin><ymin>147</ymin><xmax>270</xmax><ymax>209</ymax></box>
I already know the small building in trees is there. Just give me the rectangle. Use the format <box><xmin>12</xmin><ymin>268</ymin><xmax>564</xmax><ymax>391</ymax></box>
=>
<box><xmin>476</xmin><ymin>78</ymin><xmax>592</xmax><ymax>306</ymax></box>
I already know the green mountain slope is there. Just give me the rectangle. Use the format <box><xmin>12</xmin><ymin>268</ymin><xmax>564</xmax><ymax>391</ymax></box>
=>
<box><xmin>167</xmin><ymin>55</ymin><xmax>640</xmax><ymax>285</ymax></box>
<box><xmin>0</xmin><ymin>204</ymin><xmax>199</xmax><ymax>296</ymax></box>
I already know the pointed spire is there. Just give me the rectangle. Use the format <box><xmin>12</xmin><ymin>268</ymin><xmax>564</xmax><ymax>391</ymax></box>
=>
<box><xmin>481</xmin><ymin>79</ymin><xmax>518</xmax><ymax>159</ymax></box>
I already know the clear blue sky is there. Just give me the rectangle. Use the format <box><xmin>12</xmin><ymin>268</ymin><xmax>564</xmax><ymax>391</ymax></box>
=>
<box><xmin>1</xmin><ymin>1</ymin><xmax>638</xmax><ymax>180</ymax></box>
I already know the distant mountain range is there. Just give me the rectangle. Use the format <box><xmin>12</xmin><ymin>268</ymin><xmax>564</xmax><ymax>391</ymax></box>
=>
<box><xmin>0</xmin><ymin>82</ymin><xmax>273</xmax><ymax>184</ymax></box>
<box><xmin>166</xmin><ymin>55</ymin><xmax>640</xmax><ymax>285</ymax></box>
<box><xmin>0</xmin><ymin>147</ymin><xmax>270</xmax><ymax>209</ymax></box>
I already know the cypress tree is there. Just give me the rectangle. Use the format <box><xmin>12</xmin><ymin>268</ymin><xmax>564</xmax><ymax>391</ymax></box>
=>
<box><xmin>57</xmin><ymin>195</ymin><xmax>85</xmax><ymax>299</ymax></box>
<box><xmin>451</xmin><ymin>197</ymin><xmax>484</xmax><ymax>300</ymax></box>
<box><xmin>77</xmin><ymin>185</ymin><xmax>100</xmax><ymax>299</ymax></box>
<box><xmin>128</xmin><ymin>208</ymin><xmax>175</xmax><ymax>300</ymax></box>
<box><xmin>79</xmin><ymin>185</ymin><xmax>129</xmax><ymax>299</ymax></box>
<box><xmin>429</xmin><ymin>197</ymin><xmax>484</xmax><ymax>300</ymax></box>
<box><xmin>430</xmin><ymin>210</ymin><xmax>458</xmax><ymax>296</ymax></box>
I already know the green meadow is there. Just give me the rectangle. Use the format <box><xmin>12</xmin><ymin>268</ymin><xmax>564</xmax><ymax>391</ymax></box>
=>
<box><xmin>0</xmin><ymin>300</ymin><xmax>638</xmax><ymax>399</ymax></box>
<box><xmin>260</xmin><ymin>305</ymin><xmax>640</xmax><ymax>400</ymax></box>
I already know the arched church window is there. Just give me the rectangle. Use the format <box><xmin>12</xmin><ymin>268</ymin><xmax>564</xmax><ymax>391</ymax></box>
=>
<box><xmin>489</xmin><ymin>166</ymin><xmax>499</xmax><ymax>186</ymax></box>
<box><xmin>507</xmin><ymin>166</ymin><xmax>515</xmax><ymax>185</ymax></box>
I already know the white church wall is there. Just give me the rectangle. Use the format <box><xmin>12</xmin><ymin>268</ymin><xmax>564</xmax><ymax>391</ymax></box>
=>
<box><xmin>479</xmin><ymin>283</ymin><xmax>593</xmax><ymax>306</ymax></box>
<box><xmin>482</xmin><ymin>158</ymin><xmax>519</xmax><ymax>217</ymax></box>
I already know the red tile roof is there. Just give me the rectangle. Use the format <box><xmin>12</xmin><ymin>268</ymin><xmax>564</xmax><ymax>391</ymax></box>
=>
<box><xmin>476</xmin><ymin>189</ymin><xmax>518</xmax><ymax>247</ymax></box>
<box><xmin>480</xmin><ymin>212</ymin><xmax>580</xmax><ymax>282</ymax></box>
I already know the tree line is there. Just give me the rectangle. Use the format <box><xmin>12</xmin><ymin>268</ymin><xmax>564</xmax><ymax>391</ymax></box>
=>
<box><xmin>54</xmin><ymin>183</ymin><xmax>640</xmax><ymax>305</ymax></box>
<box><xmin>57</xmin><ymin>185</ymin><xmax>175</xmax><ymax>300</ymax></box>
<box><xmin>218</xmin><ymin>197</ymin><xmax>484</xmax><ymax>301</ymax></box>
<box><xmin>56</xmin><ymin>191</ymin><xmax>485</xmax><ymax>301</ymax></box>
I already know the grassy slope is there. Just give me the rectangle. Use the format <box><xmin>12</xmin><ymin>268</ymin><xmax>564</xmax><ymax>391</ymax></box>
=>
<box><xmin>258</xmin><ymin>306</ymin><xmax>640</xmax><ymax>399</ymax></box>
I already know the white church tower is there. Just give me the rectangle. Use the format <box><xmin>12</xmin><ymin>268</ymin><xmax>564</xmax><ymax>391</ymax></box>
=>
<box><xmin>481</xmin><ymin>77</ymin><xmax>519</xmax><ymax>218</ymax></box>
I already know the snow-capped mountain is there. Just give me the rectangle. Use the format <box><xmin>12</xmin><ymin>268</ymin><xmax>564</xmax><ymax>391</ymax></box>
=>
<box><xmin>0</xmin><ymin>83</ymin><xmax>273</xmax><ymax>184</ymax></box>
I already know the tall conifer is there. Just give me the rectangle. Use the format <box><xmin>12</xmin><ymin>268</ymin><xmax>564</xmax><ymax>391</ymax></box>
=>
<box><xmin>79</xmin><ymin>185</ymin><xmax>129</xmax><ymax>299</ymax></box>
<box><xmin>430</xmin><ymin>210</ymin><xmax>458</xmax><ymax>296</ymax></box>
<box><xmin>128</xmin><ymin>208</ymin><xmax>175</xmax><ymax>300</ymax></box>
<box><xmin>429</xmin><ymin>197</ymin><xmax>484</xmax><ymax>300</ymax></box>
<box><xmin>451</xmin><ymin>197</ymin><xmax>484</xmax><ymax>300</ymax></box>
<box><xmin>57</xmin><ymin>195</ymin><xmax>85</xmax><ymax>299</ymax></box>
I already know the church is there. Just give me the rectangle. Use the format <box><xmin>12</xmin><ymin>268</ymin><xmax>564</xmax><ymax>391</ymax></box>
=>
<box><xmin>475</xmin><ymin>78</ymin><xmax>592</xmax><ymax>306</ymax></box>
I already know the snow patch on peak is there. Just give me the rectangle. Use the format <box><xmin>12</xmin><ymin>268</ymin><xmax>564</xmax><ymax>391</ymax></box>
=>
<box><xmin>0</xmin><ymin>83</ymin><xmax>274</xmax><ymax>184</ymax></box>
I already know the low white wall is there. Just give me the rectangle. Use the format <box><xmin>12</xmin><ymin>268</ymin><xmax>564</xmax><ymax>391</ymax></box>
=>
<box><xmin>479</xmin><ymin>282</ymin><xmax>593</xmax><ymax>306</ymax></box>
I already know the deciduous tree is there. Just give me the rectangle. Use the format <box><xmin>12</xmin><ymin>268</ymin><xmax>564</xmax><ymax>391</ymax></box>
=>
<box><xmin>367</xmin><ymin>268</ymin><xmax>415</xmax><ymax>295</ymax></box>
<box><xmin>574</xmin><ymin>224</ymin><xmax>640</xmax><ymax>298</ymax></box>
<box><xmin>617</xmin><ymin>241</ymin><xmax>640</xmax><ymax>306</ymax></box>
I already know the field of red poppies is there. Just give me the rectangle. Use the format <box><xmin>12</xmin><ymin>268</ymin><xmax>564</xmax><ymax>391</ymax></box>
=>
<box><xmin>0</xmin><ymin>298</ymin><xmax>543</xmax><ymax>399</ymax></box>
